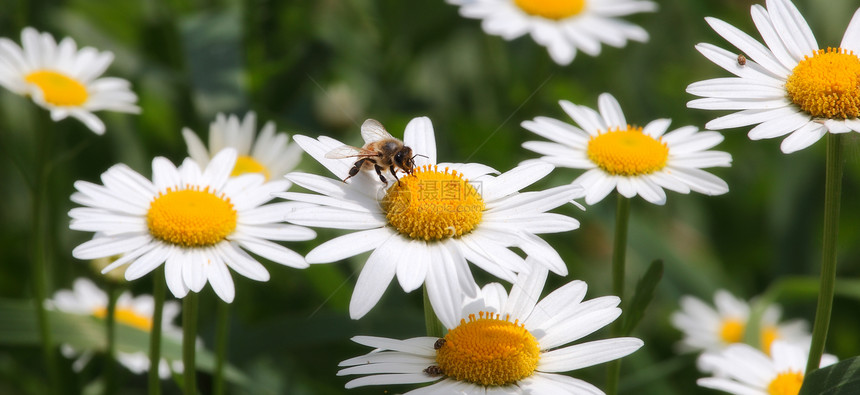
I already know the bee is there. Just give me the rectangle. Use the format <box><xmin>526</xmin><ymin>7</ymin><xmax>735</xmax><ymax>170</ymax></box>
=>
<box><xmin>423</xmin><ymin>365</ymin><xmax>444</xmax><ymax>377</ymax></box>
<box><xmin>737</xmin><ymin>54</ymin><xmax>747</xmax><ymax>66</ymax></box>
<box><xmin>325</xmin><ymin>119</ymin><xmax>417</xmax><ymax>186</ymax></box>
<box><xmin>434</xmin><ymin>338</ymin><xmax>446</xmax><ymax>350</ymax></box>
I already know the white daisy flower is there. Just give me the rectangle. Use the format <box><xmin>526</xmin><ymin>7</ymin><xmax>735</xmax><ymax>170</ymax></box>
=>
<box><xmin>687</xmin><ymin>0</ymin><xmax>860</xmax><ymax>153</ymax></box>
<box><xmin>46</xmin><ymin>278</ymin><xmax>182</xmax><ymax>378</ymax></box>
<box><xmin>0</xmin><ymin>27</ymin><xmax>140</xmax><ymax>134</ymax></box>
<box><xmin>670</xmin><ymin>290</ymin><xmax>809</xmax><ymax>362</ymax></box>
<box><xmin>338</xmin><ymin>264</ymin><xmax>643</xmax><ymax>394</ymax></box>
<box><xmin>280</xmin><ymin>117</ymin><xmax>582</xmax><ymax>321</ymax></box>
<box><xmin>68</xmin><ymin>148</ymin><xmax>316</xmax><ymax>303</ymax></box>
<box><xmin>521</xmin><ymin>92</ymin><xmax>731</xmax><ymax>205</ymax></box>
<box><xmin>697</xmin><ymin>340</ymin><xmax>837</xmax><ymax>395</ymax></box>
<box><xmin>448</xmin><ymin>0</ymin><xmax>657</xmax><ymax>65</ymax></box>
<box><xmin>182</xmin><ymin>112</ymin><xmax>303</xmax><ymax>182</ymax></box>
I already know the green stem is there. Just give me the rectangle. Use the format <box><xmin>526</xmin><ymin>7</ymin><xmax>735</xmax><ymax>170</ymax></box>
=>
<box><xmin>32</xmin><ymin>112</ymin><xmax>58</xmax><ymax>394</ymax></box>
<box><xmin>183</xmin><ymin>293</ymin><xmax>199</xmax><ymax>395</ymax></box>
<box><xmin>149</xmin><ymin>268</ymin><xmax>166</xmax><ymax>395</ymax></box>
<box><xmin>606</xmin><ymin>194</ymin><xmax>631</xmax><ymax>395</ymax></box>
<box><xmin>423</xmin><ymin>286</ymin><xmax>444</xmax><ymax>338</ymax></box>
<box><xmin>104</xmin><ymin>283</ymin><xmax>118</xmax><ymax>395</ymax></box>
<box><xmin>806</xmin><ymin>133</ymin><xmax>844</xmax><ymax>373</ymax></box>
<box><xmin>214</xmin><ymin>301</ymin><xmax>230</xmax><ymax>395</ymax></box>
<box><xmin>611</xmin><ymin>195</ymin><xmax>631</xmax><ymax>302</ymax></box>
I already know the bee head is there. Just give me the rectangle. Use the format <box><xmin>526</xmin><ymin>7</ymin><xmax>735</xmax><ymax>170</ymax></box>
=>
<box><xmin>395</xmin><ymin>147</ymin><xmax>416</xmax><ymax>173</ymax></box>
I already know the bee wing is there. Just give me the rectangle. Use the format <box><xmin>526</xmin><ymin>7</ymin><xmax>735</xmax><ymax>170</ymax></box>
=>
<box><xmin>361</xmin><ymin>119</ymin><xmax>395</xmax><ymax>143</ymax></box>
<box><xmin>325</xmin><ymin>145</ymin><xmax>376</xmax><ymax>159</ymax></box>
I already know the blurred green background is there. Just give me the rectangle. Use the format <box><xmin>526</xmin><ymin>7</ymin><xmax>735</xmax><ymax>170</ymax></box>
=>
<box><xmin>1</xmin><ymin>0</ymin><xmax>859</xmax><ymax>393</ymax></box>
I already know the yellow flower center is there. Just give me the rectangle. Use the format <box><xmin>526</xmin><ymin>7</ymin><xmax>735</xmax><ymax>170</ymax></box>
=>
<box><xmin>24</xmin><ymin>70</ymin><xmax>88</xmax><ymax>106</ymax></box>
<box><xmin>514</xmin><ymin>0</ymin><xmax>585</xmax><ymax>20</ymax></box>
<box><xmin>766</xmin><ymin>371</ymin><xmax>804</xmax><ymax>395</ymax></box>
<box><xmin>719</xmin><ymin>318</ymin><xmax>745</xmax><ymax>344</ymax></box>
<box><xmin>146</xmin><ymin>187</ymin><xmax>237</xmax><ymax>247</ymax></box>
<box><xmin>586</xmin><ymin>126</ymin><xmax>669</xmax><ymax>176</ymax></box>
<box><xmin>785</xmin><ymin>48</ymin><xmax>860</xmax><ymax>119</ymax></box>
<box><xmin>93</xmin><ymin>307</ymin><xmax>153</xmax><ymax>332</ymax></box>
<box><xmin>231</xmin><ymin>155</ymin><xmax>270</xmax><ymax>181</ymax></box>
<box><xmin>382</xmin><ymin>165</ymin><xmax>484</xmax><ymax>241</ymax></box>
<box><xmin>760</xmin><ymin>325</ymin><xmax>779</xmax><ymax>354</ymax></box>
<box><xmin>435</xmin><ymin>312</ymin><xmax>540</xmax><ymax>386</ymax></box>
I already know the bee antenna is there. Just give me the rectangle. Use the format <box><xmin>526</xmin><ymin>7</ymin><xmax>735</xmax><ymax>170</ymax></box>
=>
<box><xmin>413</xmin><ymin>154</ymin><xmax>428</xmax><ymax>159</ymax></box>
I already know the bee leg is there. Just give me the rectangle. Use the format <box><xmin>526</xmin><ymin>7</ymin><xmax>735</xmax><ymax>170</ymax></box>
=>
<box><xmin>389</xmin><ymin>167</ymin><xmax>401</xmax><ymax>184</ymax></box>
<box><xmin>374</xmin><ymin>164</ymin><xmax>388</xmax><ymax>186</ymax></box>
<box><xmin>343</xmin><ymin>158</ymin><xmax>367</xmax><ymax>183</ymax></box>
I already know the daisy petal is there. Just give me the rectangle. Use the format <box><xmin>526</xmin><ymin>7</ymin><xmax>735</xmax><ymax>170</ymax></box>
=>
<box><xmin>403</xmin><ymin>116</ymin><xmax>437</xmax><ymax>166</ymax></box>
<box><xmin>521</xmin><ymin>373</ymin><xmax>603</xmax><ymax>395</ymax></box>
<box><xmin>631</xmin><ymin>176</ymin><xmax>666</xmax><ymax>205</ymax></box>
<box><xmin>824</xmin><ymin>119</ymin><xmax>852</xmax><ymax>134</ymax></box>
<box><xmin>164</xmin><ymin>251</ymin><xmax>190</xmax><ymax>299</ymax></box>
<box><xmin>750</xmin><ymin>4</ymin><xmax>798</xmax><ymax>70</ymax></box>
<box><xmin>747</xmin><ymin>111</ymin><xmax>810</xmax><ymax>140</ymax></box>
<box><xmin>349</xmin><ymin>234</ymin><xmax>398</xmax><ymax>319</ymax></box>
<box><xmin>72</xmin><ymin>235</ymin><xmax>151</xmax><ymax>260</ymax></box>
<box><xmin>395</xmin><ymin>238</ymin><xmax>430</xmax><ymax>293</ymax></box>
<box><xmin>779</xmin><ymin>122</ymin><xmax>827</xmax><ymax>153</ymax></box>
<box><xmin>766</xmin><ymin>0</ymin><xmax>817</xmax><ymax>59</ymax></box>
<box><xmin>344</xmin><ymin>373</ymin><xmax>440</xmax><ymax>389</ymax></box>
<box><xmin>424</xmin><ymin>244</ymin><xmax>464</xmax><ymax>329</ymax></box>
<box><xmin>481</xmin><ymin>161</ymin><xmax>554</xmax><ymax>202</ymax></box>
<box><xmin>504</xmin><ymin>264</ymin><xmax>547</xmax><ymax>320</ymax></box>
<box><xmin>697</xmin><ymin>378</ymin><xmax>763</xmax><ymax>395</ymax></box>
<box><xmin>233</xmin><ymin>236</ymin><xmax>308</xmax><ymax>268</ymax></box>
<box><xmin>642</xmin><ymin>118</ymin><xmax>672</xmax><ymax>138</ymax></box>
<box><xmin>560</xmin><ymin>100</ymin><xmax>607</xmax><ymax>134</ymax></box>
<box><xmin>124</xmin><ymin>244</ymin><xmax>171</xmax><ymax>281</ymax></box>
<box><xmin>693</xmin><ymin>43</ymin><xmax>785</xmax><ymax>84</ymax></box>
<box><xmin>597</xmin><ymin>93</ymin><xmax>627</xmax><ymax>127</ymax></box>
<box><xmin>217</xmin><ymin>242</ymin><xmax>270</xmax><ymax>282</ymax></box>
<box><xmin>705</xmin><ymin>107</ymin><xmax>799</xmax><ymax>130</ymax></box>
<box><xmin>841</xmin><ymin>8</ymin><xmax>860</xmax><ymax>53</ymax></box>
<box><xmin>539</xmin><ymin>338</ymin><xmax>644</xmax><ymax>372</ymax></box>
<box><xmin>305</xmin><ymin>228</ymin><xmax>391</xmax><ymax>263</ymax></box>
<box><xmin>521</xmin><ymin>116</ymin><xmax>590</xmax><ymax>147</ymax></box>
<box><xmin>667</xmin><ymin>166</ymin><xmax>729</xmax><ymax>195</ymax></box>
<box><xmin>686</xmin><ymin>77</ymin><xmax>786</xmax><ymax>100</ymax></box>
<box><xmin>704</xmin><ymin>16</ymin><xmax>790</xmax><ymax>77</ymax></box>
<box><xmin>524</xmin><ymin>280</ymin><xmax>587</xmax><ymax>329</ymax></box>
<box><xmin>207</xmin><ymin>259</ymin><xmax>235</xmax><ymax>303</ymax></box>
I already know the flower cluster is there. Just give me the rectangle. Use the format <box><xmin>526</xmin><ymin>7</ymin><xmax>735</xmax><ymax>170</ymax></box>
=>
<box><xmin>3</xmin><ymin>0</ymin><xmax>854</xmax><ymax>392</ymax></box>
<box><xmin>45</xmin><ymin>278</ymin><xmax>183</xmax><ymax>378</ymax></box>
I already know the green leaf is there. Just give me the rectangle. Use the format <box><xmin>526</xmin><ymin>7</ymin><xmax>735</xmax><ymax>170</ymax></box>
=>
<box><xmin>622</xmin><ymin>260</ymin><xmax>663</xmax><ymax>335</ymax></box>
<box><xmin>0</xmin><ymin>298</ymin><xmax>249</xmax><ymax>386</ymax></box>
<box><xmin>799</xmin><ymin>356</ymin><xmax>860</xmax><ymax>395</ymax></box>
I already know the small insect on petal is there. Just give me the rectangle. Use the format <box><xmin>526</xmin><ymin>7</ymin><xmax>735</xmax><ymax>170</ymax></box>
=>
<box><xmin>424</xmin><ymin>365</ymin><xmax>444</xmax><ymax>376</ymax></box>
<box><xmin>737</xmin><ymin>54</ymin><xmax>746</xmax><ymax>66</ymax></box>
<box><xmin>434</xmin><ymin>338</ymin><xmax>446</xmax><ymax>350</ymax></box>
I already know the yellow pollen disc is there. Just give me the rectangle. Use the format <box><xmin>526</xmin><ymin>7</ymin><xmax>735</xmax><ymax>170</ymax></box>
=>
<box><xmin>766</xmin><ymin>371</ymin><xmax>804</xmax><ymax>395</ymax></box>
<box><xmin>382</xmin><ymin>165</ymin><xmax>484</xmax><ymax>241</ymax></box>
<box><xmin>760</xmin><ymin>326</ymin><xmax>779</xmax><ymax>354</ymax></box>
<box><xmin>435</xmin><ymin>312</ymin><xmax>540</xmax><ymax>386</ymax></box>
<box><xmin>514</xmin><ymin>0</ymin><xmax>585</xmax><ymax>20</ymax></box>
<box><xmin>586</xmin><ymin>126</ymin><xmax>669</xmax><ymax>176</ymax></box>
<box><xmin>24</xmin><ymin>70</ymin><xmax>88</xmax><ymax>106</ymax></box>
<box><xmin>93</xmin><ymin>307</ymin><xmax>153</xmax><ymax>332</ymax></box>
<box><xmin>147</xmin><ymin>187</ymin><xmax>237</xmax><ymax>247</ymax></box>
<box><xmin>785</xmin><ymin>48</ymin><xmax>860</xmax><ymax>119</ymax></box>
<box><xmin>719</xmin><ymin>319</ymin><xmax>745</xmax><ymax>344</ymax></box>
<box><xmin>231</xmin><ymin>155</ymin><xmax>270</xmax><ymax>181</ymax></box>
